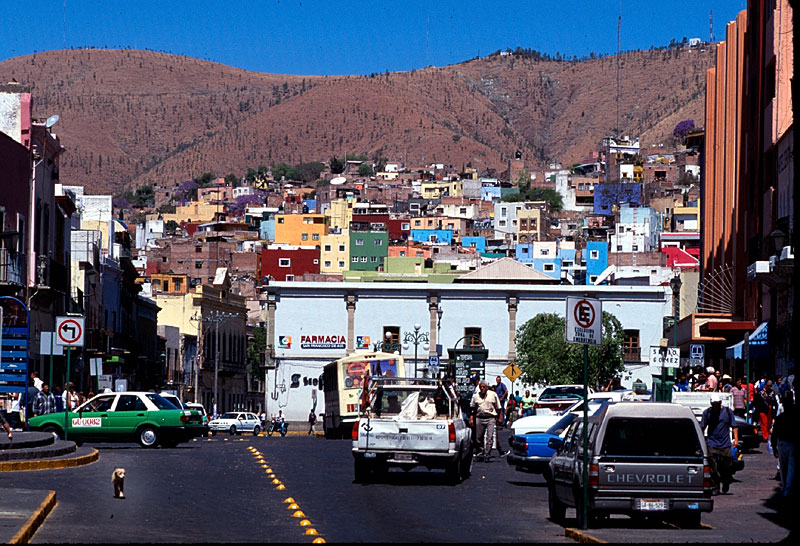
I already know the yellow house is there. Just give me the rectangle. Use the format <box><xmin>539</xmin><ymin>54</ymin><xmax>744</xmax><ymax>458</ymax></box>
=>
<box><xmin>325</xmin><ymin>197</ymin><xmax>354</xmax><ymax>232</ymax></box>
<box><xmin>671</xmin><ymin>198</ymin><xmax>701</xmax><ymax>231</ymax></box>
<box><xmin>320</xmin><ymin>231</ymin><xmax>350</xmax><ymax>274</ymax></box>
<box><xmin>421</xmin><ymin>180</ymin><xmax>463</xmax><ymax>199</ymax></box>
<box><xmin>147</xmin><ymin>199</ymin><xmax>220</xmax><ymax>224</ymax></box>
<box><xmin>273</xmin><ymin>213</ymin><xmax>328</xmax><ymax>246</ymax></box>
<box><xmin>517</xmin><ymin>208</ymin><xmax>544</xmax><ymax>244</ymax></box>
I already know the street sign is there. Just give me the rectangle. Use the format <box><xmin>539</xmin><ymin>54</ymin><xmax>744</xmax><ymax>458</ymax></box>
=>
<box><xmin>649</xmin><ymin>346</ymin><xmax>680</xmax><ymax>368</ymax></box>
<box><xmin>40</xmin><ymin>332</ymin><xmax>64</xmax><ymax>356</ymax></box>
<box><xmin>690</xmin><ymin>344</ymin><xmax>705</xmax><ymax>360</ymax></box>
<box><xmin>503</xmin><ymin>362</ymin><xmax>523</xmax><ymax>382</ymax></box>
<box><xmin>566</xmin><ymin>297</ymin><xmax>602</xmax><ymax>345</ymax></box>
<box><xmin>428</xmin><ymin>355</ymin><xmax>440</xmax><ymax>375</ymax></box>
<box><xmin>98</xmin><ymin>375</ymin><xmax>113</xmax><ymax>391</ymax></box>
<box><xmin>56</xmin><ymin>316</ymin><xmax>85</xmax><ymax>347</ymax></box>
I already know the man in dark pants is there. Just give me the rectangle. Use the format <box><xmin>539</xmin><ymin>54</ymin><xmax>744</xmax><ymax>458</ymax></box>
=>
<box><xmin>701</xmin><ymin>399</ymin><xmax>739</xmax><ymax>494</ymax></box>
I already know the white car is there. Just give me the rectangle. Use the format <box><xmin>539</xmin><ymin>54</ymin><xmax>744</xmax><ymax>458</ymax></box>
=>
<box><xmin>511</xmin><ymin>398</ymin><xmax>607</xmax><ymax>435</ymax></box>
<box><xmin>208</xmin><ymin>412</ymin><xmax>262</xmax><ymax>436</ymax></box>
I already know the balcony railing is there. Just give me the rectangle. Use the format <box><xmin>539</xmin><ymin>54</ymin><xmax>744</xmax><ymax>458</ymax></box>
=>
<box><xmin>0</xmin><ymin>249</ymin><xmax>24</xmax><ymax>287</ymax></box>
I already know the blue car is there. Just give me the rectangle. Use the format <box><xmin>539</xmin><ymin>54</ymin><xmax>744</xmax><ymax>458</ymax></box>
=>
<box><xmin>507</xmin><ymin>412</ymin><xmax>577</xmax><ymax>475</ymax></box>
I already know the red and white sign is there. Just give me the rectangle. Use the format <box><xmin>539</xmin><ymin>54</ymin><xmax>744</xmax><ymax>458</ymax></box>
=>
<box><xmin>71</xmin><ymin>417</ymin><xmax>101</xmax><ymax>427</ymax></box>
<box><xmin>565</xmin><ymin>297</ymin><xmax>602</xmax><ymax>345</ymax></box>
<box><xmin>56</xmin><ymin>316</ymin><xmax>85</xmax><ymax>347</ymax></box>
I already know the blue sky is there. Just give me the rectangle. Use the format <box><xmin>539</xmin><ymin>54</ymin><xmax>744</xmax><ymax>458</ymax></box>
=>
<box><xmin>2</xmin><ymin>1</ymin><xmax>746</xmax><ymax>76</ymax></box>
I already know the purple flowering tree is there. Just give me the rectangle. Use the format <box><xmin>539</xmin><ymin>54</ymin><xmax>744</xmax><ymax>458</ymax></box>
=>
<box><xmin>673</xmin><ymin>120</ymin><xmax>695</xmax><ymax>143</ymax></box>
<box><xmin>228</xmin><ymin>192</ymin><xmax>267</xmax><ymax>216</ymax></box>
<box><xmin>177</xmin><ymin>180</ymin><xmax>199</xmax><ymax>200</ymax></box>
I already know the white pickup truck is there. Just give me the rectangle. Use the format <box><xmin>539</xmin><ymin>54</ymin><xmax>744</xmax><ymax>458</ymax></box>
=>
<box><xmin>351</xmin><ymin>377</ymin><xmax>472</xmax><ymax>484</ymax></box>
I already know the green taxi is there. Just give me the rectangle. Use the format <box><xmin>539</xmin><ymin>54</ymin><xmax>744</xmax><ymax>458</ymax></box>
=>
<box><xmin>29</xmin><ymin>391</ymin><xmax>206</xmax><ymax>448</ymax></box>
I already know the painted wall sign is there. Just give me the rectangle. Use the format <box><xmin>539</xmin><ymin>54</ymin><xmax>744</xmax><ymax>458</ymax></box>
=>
<box><xmin>300</xmin><ymin>334</ymin><xmax>346</xmax><ymax>349</ymax></box>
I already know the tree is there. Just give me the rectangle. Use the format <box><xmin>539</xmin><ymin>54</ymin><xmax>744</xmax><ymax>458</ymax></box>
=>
<box><xmin>672</xmin><ymin>119</ymin><xmax>695</xmax><ymax>143</ymax></box>
<box><xmin>225</xmin><ymin>173</ymin><xmax>239</xmax><ymax>187</ymax></box>
<box><xmin>165</xmin><ymin>220</ymin><xmax>179</xmax><ymax>233</ymax></box>
<box><xmin>295</xmin><ymin>161</ymin><xmax>325</xmax><ymax>183</ymax></box>
<box><xmin>194</xmin><ymin>172</ymin><xmax>216</xmax><ymax>187</ymax></box>
<box><xmin>329</xmin><ymin>156</ymin><xmax>345</xmax><ymax>174</ymax></box>
<box><xmin>271</xmin><ymin>162</ymin><xmax>297</xmax><ymax>182</ymax></box>
<box><xmin>246</xmin><ymin>325</ymin><xmax>268</xmax><ymax>376</ymax></box>
<box><xmin>515</xmin><ymin>312</ymin><xmax>625</xmax><ymax>389</ymax></box>
<box><xmin>358</xmin><ymin>163</ymin><xmax>374</xmax><ymax>177</ymax></box>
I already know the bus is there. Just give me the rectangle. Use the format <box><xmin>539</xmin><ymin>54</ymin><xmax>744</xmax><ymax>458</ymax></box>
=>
<box><xmin>322</xmin><ymin>351</ymin><xmax>405</xmax><ymax>439</ymax></box>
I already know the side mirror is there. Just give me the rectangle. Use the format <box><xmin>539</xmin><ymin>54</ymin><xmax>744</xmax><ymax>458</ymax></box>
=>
<box><xmin>547</xmin><ymin>437</ymin><xmax>563</xmax><ymax>450</ymax></box>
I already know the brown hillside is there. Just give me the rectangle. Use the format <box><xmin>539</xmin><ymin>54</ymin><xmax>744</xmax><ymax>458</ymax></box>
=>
<box><xmin>0</xmin><ymin>47</ymin><xmax>715</xmax><ymax>194</ymax></box>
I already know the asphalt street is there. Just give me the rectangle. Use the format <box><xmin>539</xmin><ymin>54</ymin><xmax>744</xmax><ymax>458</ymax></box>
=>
<box><xmin>0</xmin><ymin>430</ymin><xmax>793</xmax><ymax>543</ymax></box>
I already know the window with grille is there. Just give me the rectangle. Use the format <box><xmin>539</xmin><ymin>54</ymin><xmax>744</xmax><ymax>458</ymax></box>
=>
<box><xmin>623</xmin><ymin>330</ymin><xmax>640</xmax><ymax>361</ymax></box>
<box><xmin>464</xmin><ymin>327</ymin><xmax>482</xmax><ymax>347</ymax></box>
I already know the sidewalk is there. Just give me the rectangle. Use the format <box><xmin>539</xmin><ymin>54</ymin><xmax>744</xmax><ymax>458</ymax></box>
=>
<box><xmin>570</xmin><ymin>446</ymin><xmax>794</xmax><ymax>543</ymax></box>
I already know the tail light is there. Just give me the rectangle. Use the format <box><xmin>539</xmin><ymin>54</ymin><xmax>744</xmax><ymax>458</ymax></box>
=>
<box><xmin>703</xmin><ymin>465</ymin><xmax>712</xmax><ymax>488</ymax></box>
<box><xmin>352</xmin><ymin>420</ymin><xmax>360</xmax><ymax>441</ymax></box>
<box><xmin>588</xmin><ymin>463</ymin><xmax>599</xmax><ymax>487</ymax></box>
<box><xmin>534</xmin><ymin>403</ymin><xmax>542</xmax><ymax>409</ymax></box>
<box><xmin>448</xmin><ymin>422</ymin><xmax>456</xmax><ymax>443</ymax></box>
<box><xmin>180</xmin><ymin>414</ymin><xmax>189</xmax><ymax>423</ymax></box>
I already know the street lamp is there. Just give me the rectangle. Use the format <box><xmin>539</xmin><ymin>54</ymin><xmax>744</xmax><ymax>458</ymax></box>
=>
<box><xmin>373</xmin><ymin>331</ymin><xmax>400</xmax><ymax>353</ymax></box>
<box><xmin>193</xmin><ymin>310</ymin><xmax>241</xmax><ymax>418</ymax></box>
<box><xmin>403</xmin><ymin>324</ymin><xmax>430</xmax><ymax>378</ymax></box>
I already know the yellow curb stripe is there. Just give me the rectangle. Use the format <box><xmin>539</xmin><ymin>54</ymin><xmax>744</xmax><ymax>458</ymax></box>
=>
<box><xmin>0</xmin><ymin>449</ymin><xmax>99</xmax><ymax>472</ymax></box>
<box><xmin>9</xmin><ymin>491</ymin><xmax>56</xmax><ymax>544</ymax></box>
<box><xmin>565</xmin><ymin>528</ymin><xmax>607</xmax><ymax>543</ymax></box>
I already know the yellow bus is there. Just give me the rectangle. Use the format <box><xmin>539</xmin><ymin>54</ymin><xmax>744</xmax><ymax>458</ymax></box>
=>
<box><xmin>322</xmin><ymin>351</ymin><xmax>404</xmax><ymax>439</ymax></box>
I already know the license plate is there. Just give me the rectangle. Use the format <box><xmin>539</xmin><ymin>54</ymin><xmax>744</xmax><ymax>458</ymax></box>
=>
<box><xmin>637</xmin><ymin>499</ymin><xmax>667</xmax><ymax>511</ymax></box>
<box><xmin>394</xmin><ymin>453</ymin><xmax>413</xmax><ymax>461</ymax></box>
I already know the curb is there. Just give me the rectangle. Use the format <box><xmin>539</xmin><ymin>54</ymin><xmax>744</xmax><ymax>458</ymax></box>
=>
<box><xmin>565</xmin><ymin>528</ymin><xmax>606</xmax><ymax>543</ymax></box>
<box><xmin>8</xmin><ymin>491</ymin><xmax>56</xmax><ymax>544</ymax></box>
<box><xmin>0</xmin><ymin>448</ymin><xmax>99</xmax><ymax>472</ymax></box>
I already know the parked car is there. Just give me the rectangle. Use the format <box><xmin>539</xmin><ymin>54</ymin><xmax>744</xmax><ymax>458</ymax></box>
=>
<box><xmin>208</xmin><ymin>412</ymin><xmax>262</xmax><ymax>435</ymax></box>
<box><xmin>535</xmin><ymin>385</ymin><xmax>594</xmax><ymax>412</ymax></box>
<box><xmin>184</xmin><ymin>402</ymin><xmax>210</xmax><ymax>426</ymax></box>
<box><xmin>511</xmin><ymin>398</ymin><xmax>606</xmax><ymax>435</ymax></box>
<box><xmin>508</xmin><ymin>401</ymin><xmax>613</xmax><ymax>475</ymax></box>
<box><xmin>547</xmin><ymin>402</ymin><xmax>713</xmax><ymax>528</ymax></box>
<box><xmin>28</xmin><ymin>391</ymin><xmax>205</xmax><ymax>448</ymax></box>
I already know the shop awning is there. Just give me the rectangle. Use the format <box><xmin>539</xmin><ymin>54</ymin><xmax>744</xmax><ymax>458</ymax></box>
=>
<box><xmin>725</xmin><ymin>321</ymin><xmax>769</xmax><ymax>359</ymax></box>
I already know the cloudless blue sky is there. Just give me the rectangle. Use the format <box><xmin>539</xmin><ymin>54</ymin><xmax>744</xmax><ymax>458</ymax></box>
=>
<box><xmin>2</xmin><ymin>1</ymin><xmax>746</xmax><ymax>76</ymax></box>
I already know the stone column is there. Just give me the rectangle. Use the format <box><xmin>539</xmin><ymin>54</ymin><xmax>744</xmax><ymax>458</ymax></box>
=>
<box><xmin>345</xmin><ymin>293</ymin><xmax>357</xmax><ymax>354</ymax></box>
<box><xmin>427</xmin><ymin>294</ymin><xmax>440</xmax><ymax>357</ymax></box>
<box><xmin>507</xmin><ymin>295</ymin><xmax>518</xmax><ymax>361</ymax></box>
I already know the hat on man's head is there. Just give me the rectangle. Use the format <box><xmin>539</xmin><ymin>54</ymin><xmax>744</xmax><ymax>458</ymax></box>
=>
<box><xmin>706</xmin><ymin>366</ymin><xmax>715</xmax><ymax>373</ymax></box>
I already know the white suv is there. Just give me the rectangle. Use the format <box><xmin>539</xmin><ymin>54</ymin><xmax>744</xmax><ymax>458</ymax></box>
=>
<box><xmin>208</xmin><ymin>412</ymin><xmax>262</xmax><ymax>435</ymax></box>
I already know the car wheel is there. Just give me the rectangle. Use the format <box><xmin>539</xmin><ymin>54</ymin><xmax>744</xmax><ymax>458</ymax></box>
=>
<box><xmin>445</xmin><ymin>452</ymin><xmax>461</xmax><ymax>484</ymax></box>
<box><xmin>42</xmin><ymin>425</ymin><xmax>63</xmax><ymax>441</ymax></box>
<box><xmin>138</xmin><ymin>426</ymin><xmax>159</xmax><ymax>448</ymax></box>
<box><xmin>253</xmin><ymin>425</ymin><xmax>261</xmax><ymax>436</ymax></box>
<box><xmin>229</xmin><ymin>425</ymin><xmax>237</xmax><ymax>435</ymax></box>
<box><xmin>548</xmin><ymin>485</ymin><xmax>567</xmax><ymax>524</ymax></box>
<box><xmin>460</xmin><ymin>449</ymin><xmax>473</xmax><ymax>480</ymax></box>
<box><xmin>354</xmin><ymin>459</ymin><xmax>370</xmax><ymax>483</ymax></box>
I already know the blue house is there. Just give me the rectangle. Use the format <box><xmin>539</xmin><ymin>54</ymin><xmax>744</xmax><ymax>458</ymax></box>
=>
<box><xmin>585</xmin><ymin>241</ymin><xmax>609</xmax><ymax>285</ymax></box>
<box><xmin>593</xmin><ymin>183</ymin><xmax>643</xmax><ymax>215</ymax></box>
<box><xmin>461</xmin><ymin>236</ymin><xmax>486</xmax><ymax>254</ymax></box>
<box><xmin>410</xmin><ymin>229</ymin><xmax>454</xmax><ymax>245</ymax></box>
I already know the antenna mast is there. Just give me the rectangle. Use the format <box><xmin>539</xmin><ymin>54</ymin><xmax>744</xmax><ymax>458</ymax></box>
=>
<box><xmin>616</xmin><ymin>1</ymin><xmax>621</xmax><ymax>136</ymax></box>
<box><xmin>709</xmin><ymin>10</ymin><xmax>714</xmax><ymax>42</ymax></box>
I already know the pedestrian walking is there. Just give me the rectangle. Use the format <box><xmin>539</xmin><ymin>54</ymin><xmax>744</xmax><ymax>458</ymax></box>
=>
<box><xmin>33</xmin><ymin>384</ymin><xmax>57</xmax><ymax>416</ymax></box>
<box><xmin>493</xmin><ymin>376</ymin><xmax>508</xmax><ymax>429</ymax></box>
<box><xmin>307</xmin><ymin>409</ymin><xmax>317</xmax><ymax>435</ymax></box>
<box><xmin>771</xmin><ymin>393</ymin><xmax>796</xmax><ymax>501</ymax></box>
<box><xmin>470</xmin><ymin>380</ymin><xmax>501</xmax><ymax>462</ymax></box>
<box><xmin>700</xmin><ymin>398</ymin><xmax>739</xmax><ymax>495</ymax></box>
<box><xmin>0</xmin><ymin>410</ymin><xmax>12</xmax><ymax>441</ymax></box>
<box><xmin>62</xmin><ymin>383</ymin><xmax>79</xmax><ymax>411</ymax></box>
<box><xmin>520</xmin><ymin>389</ymin><xmax>535</xmax><ymax>417</ymax></box>
<box><xmin>731</xmin><ymin>378</ymin><xmax>748</xmax><ymax>417</ymax></box>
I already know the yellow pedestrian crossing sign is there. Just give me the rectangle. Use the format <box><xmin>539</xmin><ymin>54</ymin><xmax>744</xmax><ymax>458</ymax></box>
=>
<box><xmin>503</xmin><ymin>362</ymin><xmax>523</xmax><ymax>382</ymax></box>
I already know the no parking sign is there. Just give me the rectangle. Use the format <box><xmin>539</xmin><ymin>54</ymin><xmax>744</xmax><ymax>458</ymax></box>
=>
<box><xmin>565</xmin><ymin>297</ymin><xmax>602</xmax><ymax>345</ymax></box>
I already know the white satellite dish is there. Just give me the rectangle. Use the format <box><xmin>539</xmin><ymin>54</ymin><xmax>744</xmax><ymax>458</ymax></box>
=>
<box><xmin>331</xmin><ymin>176</ymin><xmax>347</xmax><ymax>185</ymax></box>
<box><xmin>45</xmin><ymin>114</ymin><xmax>60</xmax><ymax>128</ymax></box>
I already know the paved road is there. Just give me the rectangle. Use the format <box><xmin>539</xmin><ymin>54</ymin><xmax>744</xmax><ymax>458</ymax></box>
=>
<box><xmin>0</xmin><ymin>432</ymin><xmax>792</xmax><ymax>543</ymax></box>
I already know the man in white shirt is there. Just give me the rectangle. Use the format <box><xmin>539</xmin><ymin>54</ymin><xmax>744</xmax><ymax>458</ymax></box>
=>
<box><xmin>470</xmin><ymin>380</ymin><xmax>501</xmax><ymax>461</ymax></box>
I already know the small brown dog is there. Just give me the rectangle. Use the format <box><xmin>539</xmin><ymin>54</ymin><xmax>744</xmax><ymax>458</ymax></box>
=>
<box><xmin>112</xmin><ymin>468</ymin><xmax>126</xmax><ymax>499</ymax></box>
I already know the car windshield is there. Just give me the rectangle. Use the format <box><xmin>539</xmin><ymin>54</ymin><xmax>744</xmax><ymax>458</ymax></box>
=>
<box><xmin>220</xmin><ymin>413</ymin><xmax>239</xmax><ymax>420</ymax></box>
<box><xmin>546</xmin><ymin>413</ymin><xmax>577</xmax><ymax>436</ymax></box>
<box><xmin>600</xmin><ymin>417</ymin><xmax>703</xmax><ymax>457</ymax></box>
<box><xmin>540</xmin><ymin>386</ymin><xmax>583</xmax><ymax>400</ymax></box>
<box><xmin>145</xmin><ymin>393</ymin><xmax>180</xmax><ymax>410</ymax></box>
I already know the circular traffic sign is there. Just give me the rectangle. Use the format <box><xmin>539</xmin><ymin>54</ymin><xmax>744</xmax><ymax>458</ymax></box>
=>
<box><xmin>58</xmin><ymin>318</ymin><xmax>83</xmax><ymax>344</ymax></box>
<box><xmin>573</xmin><ymin>299</ymin><xmax>596</xmax><ymax>329</ymax></box>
